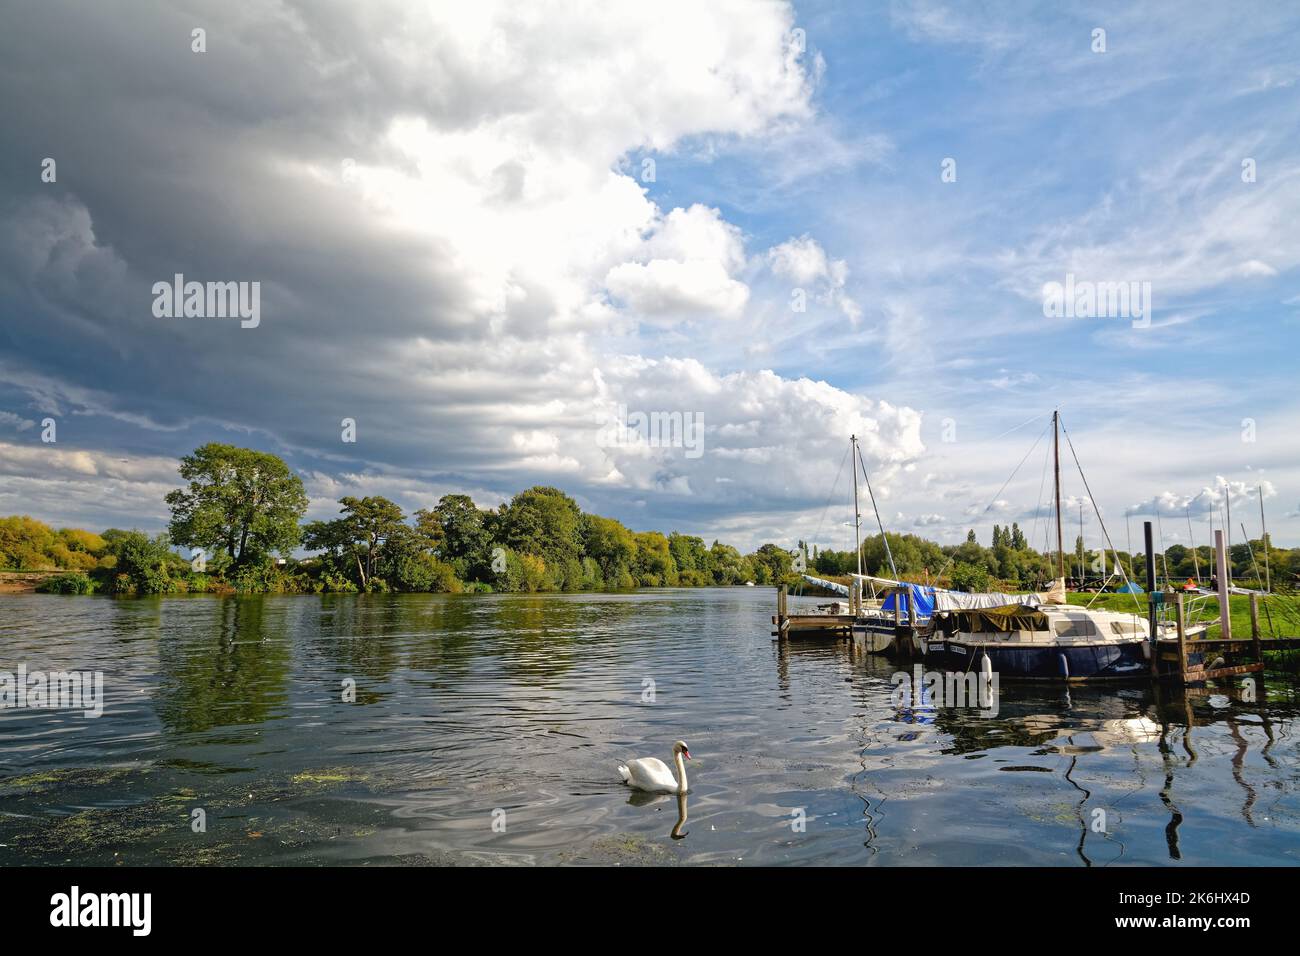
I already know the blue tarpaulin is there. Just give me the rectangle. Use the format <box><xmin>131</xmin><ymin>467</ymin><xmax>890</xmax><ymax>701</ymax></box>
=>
<box><xmin>880</xmin><ymin>583</ymin><xmax>936</xmax><ymax>618</ymax></box>
<box><xmin>1114</xmin><ymin>581</ymin><xmax>1144</xmax><ymax>593</ymax></box>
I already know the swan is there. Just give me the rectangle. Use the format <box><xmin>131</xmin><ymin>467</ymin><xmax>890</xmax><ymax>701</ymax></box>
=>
<box><xmin>618</xmin><ymin>740</ymin><xmax>691</xmax><ymax>794</ymax></box>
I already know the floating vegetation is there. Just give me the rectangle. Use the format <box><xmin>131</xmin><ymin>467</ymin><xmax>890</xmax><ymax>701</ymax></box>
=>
<box><xmin>560</xmin><ymin>832</ymin><xmax>677</xmax><ymax>866</ymax></box>
<box><xmin>0</xmin><ymin>763</ymin><xmax>388</xmax><ymax>865</ymax></box>
<box><xmin>0</xmin><ymin>767</ymin><xmax>134</xmax><ymax>796</ymax></box>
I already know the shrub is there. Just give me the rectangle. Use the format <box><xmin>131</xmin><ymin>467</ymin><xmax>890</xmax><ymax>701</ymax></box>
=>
<box><xmin>951</xmin><ymin>561</ymin><xmax>991</xmax><ymax>593</ymax></box>
<box><xmin>37</xmin><ymin>572</ymin><xmax>95</xmax><ymax>594</ymax></box>
<box><xmin>392</xmin><ymin>553</ymin><xmax>462</xmax><ymax>592</ymax></box>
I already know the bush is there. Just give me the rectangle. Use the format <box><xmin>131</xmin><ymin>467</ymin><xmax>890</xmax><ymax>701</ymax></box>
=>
<box><xmin>37</xmin><ymin>572</ymin><xmax>95</xmax><ymax>594</ymax></box>
<box><xmin>391</xmin><ymin>553</ymin><xmax>463</xmax><ymax>592</ymax></box>
<box><xmin>112</xmin><ymin>532</ymin><xmax>175</xmax><ymax>594</ymax></box>
<box><xmin>951</xmin><ymin>561</ymin><xmax>991</xmax><ymax>593</ymax></box>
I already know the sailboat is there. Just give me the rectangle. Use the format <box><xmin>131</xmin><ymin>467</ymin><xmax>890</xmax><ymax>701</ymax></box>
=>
<box><xmin>921</xmin><ymin>411</ymin><xmax>1163</xmax><ymax>681</ymax></box>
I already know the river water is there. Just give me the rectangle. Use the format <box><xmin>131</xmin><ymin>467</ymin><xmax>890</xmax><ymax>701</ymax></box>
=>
<box><xmin>2</xmin><ymin>588</ymin><xmax>1298</xmax><ymax>866</ymax></box>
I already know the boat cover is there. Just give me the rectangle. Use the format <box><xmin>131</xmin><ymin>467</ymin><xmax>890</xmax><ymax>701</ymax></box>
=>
<box><xmin>801</xmin><ymin>574</ymin><xmax>850</xmax><ymax>596</ymax></box>
<box><xmin>881</xmin><ymin>582</ymin><xmax>936</xmax><ymax>618</ymax></box>
<box><xmin>935</xmin><ymin>590</ymin><xmax>1045</xmax><ymax>613</ymax></box>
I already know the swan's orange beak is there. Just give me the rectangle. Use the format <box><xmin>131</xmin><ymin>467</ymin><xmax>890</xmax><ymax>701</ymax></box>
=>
<box><xmin>683</xmin><ymin>749</ymin><xmax>691</xmax><ymax>760</ymax></box>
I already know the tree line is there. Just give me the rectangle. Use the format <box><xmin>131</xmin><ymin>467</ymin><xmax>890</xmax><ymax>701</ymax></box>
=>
<box><xmin>5</xmin><ymin>443</ymin><xmax>1296</xmax><ymax>595</ymax></box>
<box><xmin>4</xmin><ymin>443</ymin><xmax>798</xmax><ymax>595</ymax></box>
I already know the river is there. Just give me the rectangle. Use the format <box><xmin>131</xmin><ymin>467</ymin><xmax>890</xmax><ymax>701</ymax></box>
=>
<box><xmin>2</xmin><ymin>588</ymin><xmax>1297</xmax><ymax>866</ymax></box>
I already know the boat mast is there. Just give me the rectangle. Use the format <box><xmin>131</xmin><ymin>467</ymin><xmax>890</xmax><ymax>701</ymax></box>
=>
<box><xmin>851</xmin><ymin>435</ymin><xmax>862</xmax><ymax>578</ymax></box>
<box><xmin>1260</xmin><ymin>484</ymin><xmax>1271</xmax><ymax>592</ymax></box>
<box><xmin>1225</xmin><ymin>486</ymin><xmax>1233</xmax><ymax>588</ymax></box>
<box><xmin>1053</xmin><ymin>410</ymin><xmax>1065</xmax><ymax>583</ymax></box>
<box><xmin>1186</xmin><ymin>505</ymin><xmax>1201</xmax><ymax>586</ymax></box>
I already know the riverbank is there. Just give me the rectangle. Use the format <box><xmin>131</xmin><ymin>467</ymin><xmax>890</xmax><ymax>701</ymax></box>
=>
<box><xmin>0</xmin><ymin>571</ymin><xmax>62</xmax><ymax>593</ymax></box>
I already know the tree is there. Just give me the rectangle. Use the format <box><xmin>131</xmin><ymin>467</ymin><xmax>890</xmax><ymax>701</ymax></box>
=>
<box><xmin>499</xmin><ymin>486</ymin><xmax>583</xmax><ymax>566</ymax></box>
<box><xmin>337</xmin><ymin>496</ymin><xmax>407</xmax><ymax>589</ymax></box>
<box><xmin>709</xmin><ymin>541</ymin><xmax>753</xmax><ymax>585</ymax></box>
<box><xmin>165</xmin><ymin>444</ymin><xmax>307</xmax><ymax>565</ymax></box>
<box><xmin>966</xmin><ymin>529</ymin><xmax>977</xmax><ymax>544</ymax></box>
<box><xmin>633</xmin><ymin>531</ymin><xmax>677</xmax><ymax>587</ymax></box>
<box><xmin>668</xmin><ymin>532</ymin><xmax>711</xmax><ymax>585</ymax></box>
<box><xmin>751</xmin><ymin>543</ymin><xmax>793</xmax><ymax>583</ymax></box>
<box><xmin>424</xmin><ymin>494</ymin><xmax>492</xmax><ymax>571</ymax></box>
<box><xmin>1010</xmin><ymin>522</ymin><xmax>1027</xmax><ymax>550</ymax></box>
<box><xmin>582</xmin><ymin>514</ymin><xmax>637</xmax><ymax>583</ymax></box>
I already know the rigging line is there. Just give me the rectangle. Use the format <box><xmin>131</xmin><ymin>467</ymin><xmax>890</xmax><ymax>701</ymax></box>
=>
<box><xmin>982</xmin><ymin>418</ymin><xmax>1052</xmax><ymax>518</ymax></box>
<box><xmin>810</xmin><ymin>443</ymin><xmax>851</xmax><ymax>554</ymax></box>
<box><xmin>1029</xmin><ymin>427</ymin><xmax>1052</xmax><ymax>553</ymax></box>
<box><xmin>988</xmin><ymin>409</ymin><xmax>1054</xmax><ymax>443</ymax></box>
<box><xmin>1058</xmin><ymin>416</ymin><xmax>1142</xmax><ymax>613</ymax></box>
<box><xmin>930</xmin><ymin>421</ymin><xmax>1050</xmax><ymax>587</ymax></box>
<box><xmin>855</xmin><ymin>443</ymin><xmax>897</xmax><ymax>580</ymax></box>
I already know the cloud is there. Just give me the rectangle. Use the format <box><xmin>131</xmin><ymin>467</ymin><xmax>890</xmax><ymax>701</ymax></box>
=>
<box><xmin>0</xmin><ymin>0</ymin><xmax>929</xmax><ymax>549</ymax></box>
<box><xmin>766</xmin><ymin>234</ymin><xmax>860</xmax><ymax>320</ymax></box>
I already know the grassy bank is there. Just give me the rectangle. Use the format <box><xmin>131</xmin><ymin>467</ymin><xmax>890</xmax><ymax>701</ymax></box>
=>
<box><xmin>1067</xmin><ymin>591</ymin><xmax>1300</xmax><ymax>641</ymax></box>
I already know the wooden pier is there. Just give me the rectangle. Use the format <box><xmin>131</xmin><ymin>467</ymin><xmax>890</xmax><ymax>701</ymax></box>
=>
<box><xmin>770</xmin><ymin>584</ymin><xmax>855</xmax><ymax>638</ymax></box>
<box><xmin>1157</xmin><ymin>589</ymin><xmax>1300</xmax><ymax>683</ymax></box>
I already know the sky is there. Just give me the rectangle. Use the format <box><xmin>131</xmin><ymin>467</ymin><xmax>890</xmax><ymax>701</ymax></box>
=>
<box><xmin>1</xmin><ymin>0</ymin><xmax>1297</xmax><ymax>555</ymax></box>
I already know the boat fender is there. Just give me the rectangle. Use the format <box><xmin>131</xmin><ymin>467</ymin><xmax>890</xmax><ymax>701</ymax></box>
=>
<box><xmin>1058</xmin><ymin>653</ymin><xmax>1069</xmax><ymax>680</ymax></box>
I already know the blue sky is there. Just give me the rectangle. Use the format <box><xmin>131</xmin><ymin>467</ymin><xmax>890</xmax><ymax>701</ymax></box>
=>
<box><xmin>1</xmin><ymin>1</ymin><xmax>1297</xmax><ymax>554</ymax></box>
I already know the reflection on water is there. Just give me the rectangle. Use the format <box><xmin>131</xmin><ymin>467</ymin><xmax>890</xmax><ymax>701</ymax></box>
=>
<box><xmin>1</xmin><ymin>589</ymin><xmax>1299</xmax><ymax>866</ymax></box>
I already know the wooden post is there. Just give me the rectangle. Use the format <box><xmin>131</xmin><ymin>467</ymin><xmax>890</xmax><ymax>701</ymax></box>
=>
<box><xmin>1250</xmin><ymin>592</ymin><xmax>1261</xmax><ymax>664</ymax></box>
<box><xmin>1175</xmin><ymin>592</ymin><xmax>1187</xmax><ymax>680</ymax></box>
<box><xmin>1214</xmin><ymin>529</ymin><xmax>1231</xmax><ymax>641</ymax></box>
<box><xmin>777</xmin><ymin>584</ymin><xmax>788</xmax><ymax>640</ymax></box>
<box><xmin>1145</xmin><ymin>521</ymin><xmax>1160</xmax><ymax>677</ymax></box>
<box><xmin>893</xmin><ymin>587</ymin><xmax>902</xmax><ymax>627</ymax></box>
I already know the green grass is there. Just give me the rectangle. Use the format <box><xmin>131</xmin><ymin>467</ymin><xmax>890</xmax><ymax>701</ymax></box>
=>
<box><xmin>1067</xmin><ymin>591</ymin><xmax>1300</xmax><ymax>640</ymax></box>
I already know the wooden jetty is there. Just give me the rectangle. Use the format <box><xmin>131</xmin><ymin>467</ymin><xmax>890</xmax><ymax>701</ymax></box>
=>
<box><xmin>770</xmin><ymin>583</ymin><xmax>855</xmax><ymax>638</ymax></box>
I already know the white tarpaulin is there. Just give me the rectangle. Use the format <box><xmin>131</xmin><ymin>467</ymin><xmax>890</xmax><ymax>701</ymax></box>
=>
<box><xmin>932</xmin><ymin>590</ymin><xmax>1046</xmax><ymax>611</ymax></box>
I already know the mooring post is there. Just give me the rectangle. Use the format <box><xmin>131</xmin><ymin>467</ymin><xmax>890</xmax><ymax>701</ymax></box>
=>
<box><xmin>1175</xmin><ymin>591</ymin><xmax>1187</xmax><ymax>681</ymax></box>
<box><xmin>1145</xmin><ymin>521</ymin><xmax>1160</xmax><ymax>677</ymax></box>
<box><xmin>1250</xmin><ymin>592</ymin><xmax>1261</xmax><ymax>664</ymax></box>
<box><xmin>777</xmin><ymin>584</ymin><xmax>788</xmax><ymax>639</ymax></box>
<box><xmin>1214</xmin><ymin>529</ymin><xmax>1232</xmax><ymax>642</ymax></box>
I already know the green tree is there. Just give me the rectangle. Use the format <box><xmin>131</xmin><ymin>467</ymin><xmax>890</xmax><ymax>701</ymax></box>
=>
<box><xmin>303</xmin><ymin>496</ymin><xmax>408</xmax><ymax>590</ymax></box>
<box><xmin>499</xmin><ymin>486</ymin><xmax>583</xmax><ymax>567</ymax></box>
<box><xmin>424</xmin><ymin>494</ymin><xmax>492</xmax><ymax>572</ymax></box>
<box><xmin>633</xmin><ymin>531</ymin><xmax>678</xmax><ymax>587</ymax></box>
<box><xmin>751</xmin><ymin>543</ymin><xmax>793</xmax><ymax>583</ymax></box>
<box><xmin>1010</xmin><ymin>522</ymin><xmax>1027</xmax><ymax>550</ymax></box>
<box><xmin>582</xmin><ymin>514</ymin><xmax>637</xmax><ymax>583</ymax></box>
<box><xmin>165</xmin><ymin>444</ymin><xmax>307</xmax><ymax>565</ymax></box>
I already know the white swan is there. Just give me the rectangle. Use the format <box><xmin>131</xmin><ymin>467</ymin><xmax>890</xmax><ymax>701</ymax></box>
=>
<box><xmin>618</xmin><ymin>740</ymin><xmax>691</xmax><ymax>794</ymax></box>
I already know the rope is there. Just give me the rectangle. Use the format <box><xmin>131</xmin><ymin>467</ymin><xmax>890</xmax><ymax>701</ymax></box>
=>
<box><xmin>1059</xmin><ymin>415</ymin><xmax>1142</xmax><ymax>614</ymax></box>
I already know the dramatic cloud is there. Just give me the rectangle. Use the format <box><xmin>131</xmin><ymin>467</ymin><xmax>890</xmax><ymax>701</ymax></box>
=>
<box><xmin>0</xmin><ymin>0</ymin><xmax>921</xmax><ymax>547</ymax></box>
